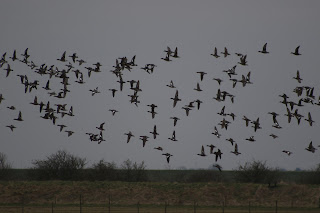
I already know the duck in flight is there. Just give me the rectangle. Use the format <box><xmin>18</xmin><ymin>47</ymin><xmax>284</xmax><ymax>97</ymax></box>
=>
<box><xmin>140</xmin><ymin>136</ymin><xmax>149</xmax><ymax>147</ymax></box>
<box><xmin>305</xmin><ymin>141</ymin><xmax>317</xmax><ymax>153</ymax></box>
<box><xmin>221</xmin><ymin>47</ymin><xmax>230</xmax><ymax>57</ymax></box>
<box><xmin>197</xmin><ymin>145</ymin><xmax>207</xmax><ymax>157</ymax></box>
<box><xmin>166</xmin><ymin>80</ymin><xmax>176</xmax><ymax>88</ymax></box>
<box><xmin>150</xmin><ymin>125</ymin><xmax>159</xmax><ymax>139</ymax></box>
<box><xmin>211</xmin><ymin>47</ymin><xmax>220</xmax><ymax>58</ymax></box>
<box><xmin>214</xmin><ymin>149</ymin><xmax>223</xmax><ymax>162</ymax></box>
<box><xmin>4</xmin><ymin>64</ymin><xmax>13</xmax><ymax>77</ymax></box>
<box><xmin>206</xmin><ymin>144</ymin><xmax>215</xmax><ymax>154</ymax></box>
<box><xmin>124</xmin><ymin>131</ymin><xmax>134</xmax><ymax>143</ymax></box>
<box><xmin>293</xmin><ymin>70</ymin><xmax>302</xmax><ymax>83</ymax></box>
<box><xmin>154</xmin><ymin>146</ymin><xmax>163</xmax><ymax>151</ymax></box>
<box><xmin>291</xmin><ymin>46</ymin><xmax>301</xmax><ymax>55</ymax></box>
<box><xmin>194</xmin><ymin>83</ymin><xmax>202</xmax><ymax>92</ymax></box>
<box><xmin>305</xmin><ymin>112</ymin><xmax>314</xmax><ymax>126</ymax></box>
<box><xmin>196</xmin><ymin>72</ymin><xmax>207</xmax><ymax>81</ymax></box>
<box><xmin>6</xmin><ymin>124</ymin><xmax>16</xmax><ymax>132</ymax></box>
<box><xmin>14</xmin><ymin>111</ymin><xmax>23</xmax><ymax>121</ymax></box>
<box><xmin>57</xmin><ymin>51</ymin><xmax>67</xmax><ymax>62</ymax></box>
<box><xmin>231</xmin><ymin>144</ymin><xmax>241</xmax><ymax>155</ymax></box>
<box><xmin>171</xmin><ymin>90</ymin><xmax>181</xmax><ymax>108</ymax></box>
<box><xmin>282</xmin><ymin>150</ymin><xmax>292</xmax><ymax>156</ymax></box>
<box><xmin>109</xmin><ymin>109</ymin><xmax>118</xmax><ymax>116</ymax></box>
<box><xmin>170</xmin><ymin>117</ymin><xmax>180</xmax><ymax>126</ymax></box>
<box><xmin>162</xmin><ymin>153</ymin><xmax>173</xmax><ymax>163</ymax></box>
<box><xmin>258</xmin><ymin>43</ymin><xmax>269</xmax><ymax>54</ymax></box>
<box><xmin>168</xmin><ymin>130</ymin><xmax>178</xmax><ymax>141</ymax></box>
<box><xmin>213</xmin><ymin>164</ymin><xmax>222</xmax><ymax>172</ymax></box>
<box><xmin>212</xmin><ymin>126</ymin><xmax>221</xmax><ymax>138</ymax></box>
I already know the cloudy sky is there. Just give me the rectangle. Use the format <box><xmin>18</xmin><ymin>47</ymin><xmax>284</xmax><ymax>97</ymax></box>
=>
<box><xmin>1</xmin><ymin>0</ymin><xmax>320</xmax><ymax>170</ymax></box>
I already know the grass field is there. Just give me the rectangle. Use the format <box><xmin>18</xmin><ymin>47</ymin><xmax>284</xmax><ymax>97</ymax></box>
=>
<box><xmin>0</xmin><ymin>180</ymin><xmax>319</xmax><ymax>212</ymax></box>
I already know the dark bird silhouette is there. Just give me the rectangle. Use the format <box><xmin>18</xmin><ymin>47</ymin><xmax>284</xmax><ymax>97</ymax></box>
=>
<box><xmin>140</xmin><ymin>135</ymin><xmax>149</xmax><ymax>147</ymax></box>
<box><xmin>166</xmin><ymin>80</ymin><xmax>176</xmax><ymax>88</ymax></box>
<box><xmin>197</xmin><ymin>145</ymin><xmax>207</xmax><ymax>157</ymax></box>
<box><xmin>213</xmin><ymin>164</ymin><xmax>222</xmax><ymax>172</ymax></box>
<box><xmin>109</xmin><ymin>109</ymin><xmax>118</xmax><ymax>116</ymax></box>
<box><xmin>65</xmin><ymin>130</ymin><xmax>74</xmax><ymax>137</ymax></box>
<box><xmin>154</xmin><ymin>146</ymin><xmax>163</xmax><ymax>151</ymax></box>
<box><xmin>109</xmin><ymin>89</ymin><xmax>117</xmax><ymax>97</ymax></box>
<box><xmin>305</xmin><ymin>141</ymin><xmax>316</xmax><ymax>153</ymax></box>
<box><xmin>293</xmin><ymin>70</ymin><xmax>302</xmax><ymax>83</ymax></box>
<box><xmin>57</xmin><ymin>51</ymin><xmax>67</xmax><ymax>62</ymax></box>
<box><xmin>194</xmin><ymin>99</ymin><xmax>202</xmax><ymax>110</ymax></box>
<box><xmin>213</xmin><ymin>149</ymin><xmax>223</xmax><ymax>162</ymax></box>
<box><xmin>212</xmin><ymin>126</ymin><xmax>221</xmax><ymax>138</ymax></box>
<box><xmin>162</xmin><ymin>153</ymin><xmax>173</xmax><ymax>163</ymax></box>
<box><xmin>194</xmin><ymin>82</ymin><xmax>202</xmax><ymax>92</ymax></box>
<box><xmin>170</xmin><ymin>117</ymin><xmax>180</xmax><ymax>126</ymax></box>
<box><xmin>226</xmin><ymin>138</ymin><xmax>235</xmax><ymax>146</ymax></box>
<box><xmin>305</xmin><ymin>112</ymin><xmax>314</xmax><ymax>126</ymax></box>
<box><xmin>171</xmin><ymin>90</ymin><xmax>181</xmax><ymax>108</ymax></box>
<box><xmin>211</xmin><ymin>47</ymin><xmax>220</xmax><ymax>58</ymax></box>
<box><xmin>168</xmin><ymin>130</ymin><xmax>178</xmax><ymax>141</ymax></box>
<box><xmin>96</xmin><ymin>122</ymin><xmax>105</xmax><ymax>131</ymax></box>
<box><xmin>10</xmin><ymin>50</ymin><xmax>18</xmax><ymax>61</ymax></box>
<box><xmin>245</xmin><ymin>136</ymin><xmax>255</xmax><ymax>142</ymax></box>
<box><xmin>258</xmin><ymin>43</ymin><xmax>269</xmax><ymax>54</ymax></box>
<box><xmin>150</xmin><ymin>125</ymin><xmax>159</xmax><ymax>139</ymax></box>
<box><xmin>243</xmin><ymin>116</ymin><xmax>251</xmax><ymax>127</ymax></box>
<box><xmin>221</xmin><ymin>47</ymin><xmax>230</xmax><ymax>57</ymax></box>
<box><xmin>6</xmin><ymin>124</ymin><xmax>16</xmax><ymax>131</ymax></box>
<box><xmin>196</xmin><ymin>72</ymin><xmax>207</xmax><ymax>81</ymax></box>
<box><xmin>172</xmin><ymin>47</ymin><xmax>179</xmax><ymax>58</ymax></box>
<box><xmin>206</xmin><ymin>144</ymin><xmax>216</xmax><ymax>154</ymax></box>
<box><xmin>291</xmin><ymin>46</ymin><xmax>301</xmax><ymax>55</ymax></box>
<box><xmin>270</xmin><ymin>134</ymin><xmax>278</xmax><ymax>139</ymax></box>
<box><xmin>14</xmin><ymin>111</ymin><xmax>23</xmax><ymax>121</ymax></box>
<box><xmin>282</xmin><ymin>150</ymin><xmax>292</xmax><ymax>156</ymax></box>
<box><xmin>4</xmin><ymin>64</ymin><xmax>13</xmax><ymax>77</ymax></box>
<box><xmin>213</xmin><ymin>78</ymin><xmax>223</xmax><ymax>85</ymax></box>
<box><xmin>7</xmin><ymin>106</ymin><xmax>15</xmax><ymax>110</ymax></box>
<box><xmin>57</xmin><ymin>124</ymin><xmax>67</xmax><ymax>132</ymax></box>
<box><xmin>124</xmin><ymin>131</ymin><xmax>134</xmax><ymax>143</ymax></box>
<box><xmin>231</xmin><ymin>144</ymin><xmax>241</xmax><ymax>155</ymax></box>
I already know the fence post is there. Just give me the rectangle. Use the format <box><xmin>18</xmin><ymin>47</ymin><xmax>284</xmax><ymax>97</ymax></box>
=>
<box><xmin>52</xmin><ymin>202</ymin><xmax>54</xmax><ymax>213</ymax></box>
<box><xmin>222</xmin><ymin>201</ymin><xmax>224</xmax><ymax>213</ymax></box>
<box><xmin>318</xmin><ymin>197</ymin><xmax>320</xmax><ymax>208</ymax></box>
<box><xmin>108</xmin><ymin>194</ymin><xmax>111</xmax><ymax>213</ymax></box>
<box><xmin>80</xmin><ymin>195</ymin><xmax>82</xmax><ymax>213</ymax></box>
<box><xmin>21</xmin><ymin>195</ymin><xmax>24</xmax><ymax>213</ymax></box>
<box><xmin>275</xmin><ymin>200</ymin><xmax>278</xmax><ymax>213</ymax></box>
<box><xmin>248</xmin><ymin>201</ymin><xmax>251</xmax><ymax>213</ymax></box>
<box><xmin>137</xmin><ymin>201</ymin><xmax>140</xmax><ymax>213</ymax></box>
<box><xmin>193</xmin><ymin>200</ymin><xmax>196</xmax><ymax>213</ymax></box>
<box><xmin>164</xmin><ymin>201</ymin><xmax>167</xmax><ymax>213</ymax></box>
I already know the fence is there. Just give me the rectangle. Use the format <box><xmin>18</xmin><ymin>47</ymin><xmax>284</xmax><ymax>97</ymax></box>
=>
<box><xmin>0</xmin><ymin>196</ymin><xmax>320</xmax><ymax>213</ymax></box>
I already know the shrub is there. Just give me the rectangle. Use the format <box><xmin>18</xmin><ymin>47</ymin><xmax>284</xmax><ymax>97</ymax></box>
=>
<box><xmin>91</xmin><ymin>159</ymin><xmax>118</xmax><ymax>181</ymax></box>
<box><xmin>0</xmin><ymin>152</ymin><xmax>12</xmax><ymax>180</ymax></box>
<box><xmin>234</xmin><ymin>160</ymin><xmax>280</xmax><ymax>185</ymax></box>
<box><xmin>120</xmin><ymin>159</ymin><xmax>148</xmax><ymax>182</ymax></box>
<box><xmin>32</xmin><ymin>150</ymin><xmax>87</xmax><ymax>180</ymax></box>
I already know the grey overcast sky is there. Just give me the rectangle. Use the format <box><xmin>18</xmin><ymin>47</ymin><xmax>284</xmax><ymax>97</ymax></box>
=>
<box><xmin>1</xmin><ymin>0</ymin><xmax>320</xmax><ymax>170</ymax></box>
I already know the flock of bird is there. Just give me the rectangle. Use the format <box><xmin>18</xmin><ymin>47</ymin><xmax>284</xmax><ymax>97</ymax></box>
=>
<box><xmin>1</xmin><ymin>44</ymin><xmax>319</xmax><ymax>170</ymax></box>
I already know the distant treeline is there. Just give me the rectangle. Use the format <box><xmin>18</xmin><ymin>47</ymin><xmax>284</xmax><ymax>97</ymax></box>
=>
<box><xmin>2</xmin><ymin>169</ymin><xmax>320</xmax><ymax>184</ymax></box>
<box><xmin>1</xmin><ymin>150</ymin><xmax>319</xmax><ymax>184</ymax></box>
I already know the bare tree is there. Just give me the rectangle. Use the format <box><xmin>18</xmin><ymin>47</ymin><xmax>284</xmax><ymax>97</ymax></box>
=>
<box><xmin>0</xmin><ymin>152</ymin><xmax>12</xmax><ymax>180</ymax></box>
<box><xmin>120</xmin><ymin>159</ymin><xmax>147</xmax><ymax>182</ymax></box>
<box><xmin>234</xmin><ymin>160</ymin><xmax>280</xmax><ymax>185</ymax></box>
<box><xmin>32</xmin><ymin>150</ymin><xmax>87</xmax><ymax>180</ymax></box>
